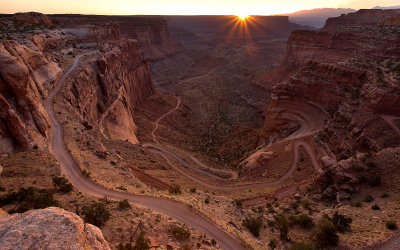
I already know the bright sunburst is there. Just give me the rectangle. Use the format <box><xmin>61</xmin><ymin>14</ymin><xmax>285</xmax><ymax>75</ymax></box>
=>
<box><xmin>237</xmin><ymin>14</ymin><xmax>249</xmax><ymax>21</ymax></box>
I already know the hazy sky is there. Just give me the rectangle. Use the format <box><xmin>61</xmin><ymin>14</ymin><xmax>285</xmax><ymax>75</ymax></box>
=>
<box><xmin>2</xmin><ymin>0</ymin><xmax>399</xmax><ymax>15</ymax></box>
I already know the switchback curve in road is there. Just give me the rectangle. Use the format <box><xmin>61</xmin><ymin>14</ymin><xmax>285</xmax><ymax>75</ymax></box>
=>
<box><xmin>44</xmin><ymin>55</ymin><xmax>243</xmax><ymax>250</ymax></box>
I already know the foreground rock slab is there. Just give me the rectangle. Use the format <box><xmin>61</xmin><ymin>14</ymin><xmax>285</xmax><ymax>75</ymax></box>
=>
<box><xmin>0</xmin><ymin>207</ymin><xmax>110</xmax><ymax>250</ymax></box>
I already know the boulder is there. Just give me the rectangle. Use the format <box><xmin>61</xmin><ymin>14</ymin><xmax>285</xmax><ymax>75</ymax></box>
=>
<box><xmin>0</xmin><ymin>207</ymin><xmax>110</xmax><ymax>250</ymax></box>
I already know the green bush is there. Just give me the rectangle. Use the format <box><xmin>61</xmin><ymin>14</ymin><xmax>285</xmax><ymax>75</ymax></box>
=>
<box><xmin>371</xmin><ymin>204</ymin><xmax>381</xmax><ymax>210</ymax></box>
<box><xmin>288</xmin><ymin>242</ymin><xmax>314</xmax><ymax>250</ymax></box>
<box><xmin>0</xmin><ymin>187</ymin><xmax>58</xmax><ymax>213</ymax></box>
<box><xmin>275</xmin><ymin>215</ymin><xmax>289</xmax><ymax>241</ymax></box>
<box><xmin>171</xmin><ymin>225</ymin><xmax>191</xmax><ymax>240</ymax></box>
<box><xmin>242</xmin><ymin>216</ymin><xmax>263</xmax><ymax>237</ymax></box>
<box><xmin>81</xmin><ymin>202</ymin><xmax>110</xmax><ymax>227</ymax></box>
<box><xmin>204</xmin><ymin>197</ymin><xmax>210</xmax><ymax>204</ymax></box>
<box><xmin>351</xmin><ymin>201</ymin><xmax>362</xmax><ymax>207</ymax></box>
<box><xmin>386</xmin><ymin>221</ymin><xmax>398</xmax><ymax>230</ymax></box>
<box><xmin>268</xmin><ymin>239</ymin><xmax>277</xmax><ymax>249</ymax></box>
<box><xmin>368</xmin><ymin>176</ymin><xmax>381</xmax><ymax>187</ymax></box>
<box><xmin>234</xmin><ymin>199</ymin><xmax>242</xmax><ymax>207</ymax></box>
<box><xmin>189</xmin><ymin>187</ymin><xmax>196</xmax><ymax>193</ymax></box>
<box><xmin>329</xmin><ymin>211</ymin><xmax>352</xmax><ymax>232</ymax></box>
<box><xmin>169</xmin><ymin>184</ymin><xmax>182</xmax><ymax>194</ymax></box>
<box><xmin>363</xmin><ymin>195</ymin><xmax>374</xmax><ymax>202</ymax></box>
<box><xmin>289</xmin><ymin>213</ymin><xmax>314</xmax><ymax>229</ymax></box>
<box><xmin>118</xmin><ymin>199</ymin><xmax>131</xmax><ymax>210</ymax></box>
<box><xmin>352</xmin><ymin>164</ymin><xmax>364</xmax><ymax>172</ymax></box>
<box><xmin>52</xmin><ymin>176</ymin><xmax>73</xmax><ymax>193</ymax></box>
<box><xmin>117</xmin><ymin>231</ymin><xmax>150</xmax><ymax>250</ymax></box>
<box><xmin>312</xmin><ymin>218</ymin><xmax>339</xmax><ymax>248</ymax></box>
<box><xmin>211</xmin><ymin>239</ymin><xmax>217</xmax><ymax>245</ymax></box>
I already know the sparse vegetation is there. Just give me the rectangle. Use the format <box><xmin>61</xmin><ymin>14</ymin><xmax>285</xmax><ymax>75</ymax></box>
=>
<box><xmin>81</xmin><ymin>202</ymin><xmax>110</xmax><ymax>227</ymax></box>
<box><xmin>0</xmin><ymin>187</ymin><xmax>58</xmax><ymax>213</ymax></box>
<box><xmin>118</xmin><ymin>199</ymin><xmax>131</xmax><ymax>210</ymax></box>
<box><xmin>52</xmin><ymin>176</ymin><xmax>73</xmax><ymax>193</ymax></box>
<box><xmin>81</xmin><ymin>169</ymin><xmax>91</xmax><ymax>177</ymax></box>
<box><xmin>352</xmin><ymin>164</ymin><xmax>364</xmax><ymax>172</ymax></box>
<box><xmin>312</xmin><ymin>218</ymin><xmax>339</xmax><ymax>248</ymax></box>
<box><xmin>371</xmin><ymin>204</ymin><xmax>381</xmax><ymax>210</ymax></box>
<box><xmin>289</xmin><ymin>213</ymin><xmax>314</xmax><ymax>229</ymax></box>
<box><xmin>275</xmin><ymin>215</ymin><xmax>289</xmax><ymax>241</ymax></box>
<box><xmin>169</xmin><ymin>184</ymin><xmax>182</xmax><ymax>194</ymax></box>
<box><xmin>381</xmin><ymin>193</ymin><xmax>389</xmax><ymax>198</ymax></box>
<box><xmin>288</xmin><ymin>242</ymin><xmax>314</xmax><ymax>250</ymax></box>
<box><xmin>117</xmin><ymin>231</ymin><xmax>150</xmax><ymax>250</ymax></box>
<box><xmin>363</xmin><ymin>195</ymin><xmax>374</xmax><ymax>202</ymax></box>
<box><xmin>204</xmin><ymin>197</ymin><xmax>210</xmax><ymax>204</ymax></box>
<box><xmin>386</xmin><ymin>221</ymin><xmax>398</xmax><ymax>230</ymax></box>
<box><xmin>189</xmin><ymin>187</ymin><xmax>196</xmax><ymax>193</ymax></box>
<box><xmin>368</xmin><ymin>176</ymin><xmax>381</xmax><ymax>187</ymax></box>
<box><xmin>242</xmin><ymin>216</ymin><xmax>263</xmax><ymax>237</ymax></box>
<box><xmin>171</xmin><ymin>225</ymin><xmax>191</xmax><ymax>240</ymax></box>
<box><xmin>268</xmin><ymin>239</ymin><xmax>277</xmax><ymax>249</ymax></box>
<box><xmin>328</xmin><ymin>211</ymin><xmax>352</xmax><ymax>232</ymax></box>
<box><xmin>351</xmin><ymin>201</ymin><xmax>362</xmax><ymax>207</ymax></box>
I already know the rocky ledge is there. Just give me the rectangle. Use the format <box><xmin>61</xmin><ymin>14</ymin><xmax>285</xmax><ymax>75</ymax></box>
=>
<box><xmin>0</xmin><ymin>207</ymin><xmax>110</xmax><ymax>250</ymax></box>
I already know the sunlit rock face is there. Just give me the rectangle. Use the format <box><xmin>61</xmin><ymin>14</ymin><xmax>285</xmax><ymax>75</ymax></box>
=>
<box><xmin>62</xmin><ymin>40</ymin><xmax>154</xmax><ymax>144</ymax></box>
<box><xmin>0</xmin><ymin>207</ymin><xmax>110</xmax><ymax>250</ymax></box>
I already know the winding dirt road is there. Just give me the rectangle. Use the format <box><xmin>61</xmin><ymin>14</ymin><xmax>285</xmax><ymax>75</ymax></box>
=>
<box><xmin>142</xmin><ymin>92</ymin><xmax>322</xmax><ymax>191</ymax></box>
<box><xmin>44</xmin><ymin>55</ymin><xmax>243</xmax><ymax>250</ymax></box>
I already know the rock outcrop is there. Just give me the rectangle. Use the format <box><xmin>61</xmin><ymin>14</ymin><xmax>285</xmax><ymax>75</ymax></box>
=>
<box><xmin>0</xmin><ymin>40</ymin><xmax>57</xmax><ymax>154</ymax></box>
<box><xmin>62</xmin><ymin>39</ymin><xmax>154</xmax><ymax>144</ymax></box>
<box><xmin>259</xmin><ymin>9</ymin><xmax>400</xmax><ymax>197</ymax></box>
<box><xmin>0</xmin><ymin>207</ymin><xmax>110</xmax><ymax>250</ymax></box>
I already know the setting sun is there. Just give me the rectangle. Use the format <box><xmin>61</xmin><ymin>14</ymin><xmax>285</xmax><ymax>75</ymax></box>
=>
<box><xmin>238</xmin><ymin>14</ymin><xmax>249</xmax><ymax>20</ymax></box>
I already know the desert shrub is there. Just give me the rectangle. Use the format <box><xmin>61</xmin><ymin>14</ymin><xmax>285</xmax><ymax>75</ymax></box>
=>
<box><xmin>363</xmin><ymin>195</ymin><xmax>374</xmax><ymax>202</ymax></box>
<box><xmin>329</xmin><ymin>211</ymin><xmax>352</xmax><ymax>232</ymax></box>
<box><xmin>117</xmin><ymin>231</ymin><xmax>150</xmax><ymax>250</ymax></box>
<box><xmin>234</xmin><ymin>199</ymin><xmax>242</xmax><ymax>207</ymax></box>
<box><xmin>289</xmin><ymin>213</ymin><xmax>314</xmax><ymax>229</ymax></box>
<box><xmin>371</xmin><ymin>204</ymin><xmax>381</xmax><ymax>210</ymax></box>
<box><xmin>352</xmin><ymin>164</ymin><xmax>364</xmax><ymax>172</ymax></box>
<box><xmin>312</xmin><ymin>218</ymin><xmax>339</xmax><ymax>248</ymax></box>
<box><xmin>0</xmin><ymin>187</ymin><xmax>58</xmax><ymax>213</ymax></box>
<box><xmin>179</xmin><ymin>243</ymin><xmax>192</xmax><ymax>250</ymax></box>
<box><xmin>118</xmin><ymin>199</ymin><xmax>131</xmax><ymax>210</ymax></box>
<box><xmin>189</xmin><ymin>187</ymin><xmax>196</xmax><ymax>193</ymax></box>
<box><xmin>381</xmin><ymin>193</ymin><xmax>389</xmax><ymax>198</ymax></box>
<box><xmin>368</xmin><ymin>176</ymin><xmax>381</xmax><ymax>187</ymax></box>
<box><xmin>169</xmin><ymin>184</ymin><xmax>182</xmax><ymax>194</ymax></box>
<box><xmin>290</xmin><ymin>201</ymin><xmax>300</xmax><ymax>209</ymax></box>
<box><xmin>288</xmin><ymin>242</ymin><xmax>314</xmax><ymax>250</ymax></box>
<box><xmin>268</xmin><ymin>239</ymin><xmax>277</xmax><ymax>249</ymax></box>
<box><xmin>386</xmin><ymin>221</ymin><xmax>398</xmax><ymax>230</ymax></box>
<box><xmin>171</xmin><ymin>225</ymin><xmax>191</xmax><ymax>240</ymax></box>
<box><xmin>81</xmin><ymin>169</ymin><xmax>91</xmax><ymax>177</ymax></box>
<box><xmin>52</xmin><ymin>176</ymin><xmax>73</xmax><ymax>193</ymax></box>
<box><xmin>211</xmin><ymin>239</ymin><xmax>217</xmax><ymax>245</ymax></box>
<box><xmin>242</xmin><ymin>216</ymin><xmax>263</xmax><ymax>237</ymax></box>
<box><xmin>275</xmin><ymin>215</ymin><xmax>289</xmax><ymax>241</ymax></box>
<box><xmin>204</xmin><ymin>197</ymin><xmax>210</xmax><ymax>204</ymax></box>
<box><xmin>81</xmin><ymin>202</ymin><xmax>110</xmax><ymax>227</ymax></box>
<box><xmin>351</xmin><ymin>201</ymin><xmax>362</xmax><ymax>207</ymax></box>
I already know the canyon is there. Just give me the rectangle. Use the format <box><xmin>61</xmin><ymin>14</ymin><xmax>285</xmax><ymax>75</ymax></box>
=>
<box><xmin>0</xmin><ymin>8</ymin><xmax>400</xmax><ymax>250</ymax></box>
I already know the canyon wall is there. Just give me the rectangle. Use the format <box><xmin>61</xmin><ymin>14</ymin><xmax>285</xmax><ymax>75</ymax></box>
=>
<box><xmin>51</xmin><ymin>15</ymin><xmax>180</xmax><ymax>61</ymax></box>
<box><xmin>0</xmin><ymin>40</ymin><xmax>60</xmax><ymax>154</ymax></box>
<box><xmin>62</xmin><ymin>39</ymin><xmax>154</xmax><ymax>144</ymax></box>
<box><xmin>260</xmin><ymin>9</ymin><xmax>400</xmax><ymax>153</ymax></box>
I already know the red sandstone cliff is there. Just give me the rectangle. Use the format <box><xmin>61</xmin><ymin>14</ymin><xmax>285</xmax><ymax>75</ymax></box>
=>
<box><xmin>260</xmin><ymin>9</ymin><xmax>400</xmax><ymax>154</ymax></box>
<box><xmin>62</xmin><ymin>40</ymin><xmax>154</xmax><ymax>144</ymax></box>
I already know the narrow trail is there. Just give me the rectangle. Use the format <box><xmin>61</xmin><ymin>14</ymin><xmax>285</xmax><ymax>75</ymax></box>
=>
<box><xmin>44</xmin><ymin>55</ymin><xmax>243</xmax><ymax>250</ymax></box>
<box><xmin>381</xmin><ymin>115</ymin><xmax>400</xmax><ymax>137</ymax></box>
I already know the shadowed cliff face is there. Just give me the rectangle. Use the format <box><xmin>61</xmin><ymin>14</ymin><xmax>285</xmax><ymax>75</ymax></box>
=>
<box><xmin>62</xmin><ymin>40</ymin><xmax>154</xmax><ymax>144</ymax></box>
<box><xmin>260</xmin><ymin>8</ymin><xmax>400</xmax><ymax>159</ymax></box>
<box><xmin>0</xmin><ymin>40</ymin><xmax>58</xmax><ymax>154</ymax></box>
